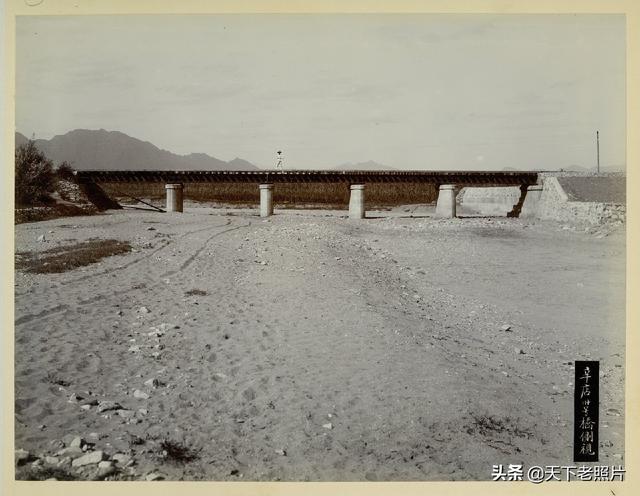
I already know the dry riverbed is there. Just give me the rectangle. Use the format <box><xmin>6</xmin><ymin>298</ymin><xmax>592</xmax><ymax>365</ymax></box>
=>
<box><xmin>14</xmin><ymin>205</ymin><xmax>626</xmax><ymax>480</ymax></box>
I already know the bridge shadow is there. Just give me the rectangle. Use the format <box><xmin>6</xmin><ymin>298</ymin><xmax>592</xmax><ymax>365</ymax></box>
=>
<box><xmin>363</xmin><ymin>214</ymin><xmax>434</xmax><ymax>220</ymax></box>
<box><xmin>121</xmin><ymin>205</ymin><xmax>166</xmax><ymax>212</ymax></box>
<box><xmin>457</xmin><ymin>215</ymin><xmax>511</xmax><ymax>219</ymax></box>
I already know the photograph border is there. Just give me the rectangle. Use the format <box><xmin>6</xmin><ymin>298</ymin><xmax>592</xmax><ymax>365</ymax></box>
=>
<box><xmin>2</xmin><ymin>1</ymin><xmax>638</xmax><ymax>495</ymax></box>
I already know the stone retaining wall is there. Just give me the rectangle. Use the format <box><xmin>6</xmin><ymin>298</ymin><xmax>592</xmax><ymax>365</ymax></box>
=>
<box><xmin>458</xmin><ymin>174</ymin><xmax>626</xmax><ymax>225</ymax></box>
<box><xmin>536</xmin><ymin>176</ymin><xmax>626</xmax><ymax>225</ymax></box>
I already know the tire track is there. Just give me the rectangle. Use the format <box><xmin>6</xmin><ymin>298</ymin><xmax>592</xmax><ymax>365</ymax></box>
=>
<box><xmin>14</xmin><ymin>221</ymin><xmax>234</xmax><ymax>302</ymax></box>
<box><xmin>59</xmin><ymin>220</ymin><xmax>233</xmax><ymax>285</ymax></box>
<box><xmin>160</xmin><ymin>221</ymin><xmax>252</xmax><ymax>278</ymax></box>
<box><xmin>15</xmin><ymin>304</ymin><xmax>70</xmax><ymax>326</ymax></box>
<box><xmin>15</xmin><ymin>219</ymin><xmax>251</xmax><ymax>326</ymax></box>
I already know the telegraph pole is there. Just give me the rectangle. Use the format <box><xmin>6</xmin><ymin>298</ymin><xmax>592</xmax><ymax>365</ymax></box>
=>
<box><xmin>596</xmin><ymin>130</ymin><xmax>600</xmax><ymax>173</ymax></box>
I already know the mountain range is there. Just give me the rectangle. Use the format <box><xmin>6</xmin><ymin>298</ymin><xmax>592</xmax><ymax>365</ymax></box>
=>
<box><xmin>17</xmin><ymin>129</ymin><xmax>620</xmax><ymax>172</ymax></box>
<box><xmin>15</xmin><ymin>129</ymin><xmax>260</xmax><ymax>171</ymax></box>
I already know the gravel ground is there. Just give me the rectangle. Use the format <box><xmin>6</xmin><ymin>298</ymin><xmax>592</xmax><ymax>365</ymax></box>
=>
<box><xmin>14</xmin><ymin>205</ymin><xmax>625</xmax><ymax>480</ymax></box>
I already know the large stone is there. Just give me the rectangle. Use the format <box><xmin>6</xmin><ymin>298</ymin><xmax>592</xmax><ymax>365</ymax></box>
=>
<box><xmin>15</xmin><ymin>449</ymin><xmax>31</xmax><ymax>466</ymax></box>
<box><xmin>97</xmin><ymin>401</ymin><xmax>122</xmax><ymax>413</ymax></box>
<box><xmin>70</xmin><ymin>436</ymin><xmax>85</xmax><ymax>448</ymax></box>
<box><xmin>71</xmin><ymin>450</ymin><xmax>105</xmax><ymax>468</ymax></box>
<box><xmin>56</xmin><ymin>446</ymin><xmax>84</xmax><ymax>459</ymax></box>
<box><xmin>116</xmin><ymin>409</ymin><xmax>136</xmax><ymax>419</ymax></box>
<box><xmin>112</xmin><ymin>453</ymin><xmax>132</xmax><ymax>466</ymax></box>
<box><xmin>133</xmin><ymin>389</ymin><xmax>149</xmax><ymax>400</ymax></box>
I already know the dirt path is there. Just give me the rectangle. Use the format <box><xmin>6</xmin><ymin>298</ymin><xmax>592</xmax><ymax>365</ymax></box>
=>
<box><xmin>14</xmin><ymin>208</ymin><xmax>625</xmax><ymax>480</ymax></box>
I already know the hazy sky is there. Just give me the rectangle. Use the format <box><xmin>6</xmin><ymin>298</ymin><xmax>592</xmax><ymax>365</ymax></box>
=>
<box><xmin>16</xmin><ymin>14</ymin><xmax>625</xmax><ymax>170</ymax></box>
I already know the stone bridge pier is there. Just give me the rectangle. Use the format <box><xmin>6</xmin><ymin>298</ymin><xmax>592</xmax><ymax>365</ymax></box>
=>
<box><xmin>165</xmin><ymin>183</ymin><xmax>184</xmax><ymax>212</ymax></box>
<box><xmin>349</xmin><ymin>184</ymin><xmax>365</xmax><ymax>219</ymax></box>
<box><xmin>520</xmin><ymin>184</ymin><xmax>543</xmax><ymax>218</ymax></box>
<box><xmin>435</xmin><ymin>184</ymin><xmax>457</xmax><ymax>218</ymax></box>
<box><xmin>259</xmin><ymin>184</ymin><xmax>274</xmax><ymax>217</ymax></box>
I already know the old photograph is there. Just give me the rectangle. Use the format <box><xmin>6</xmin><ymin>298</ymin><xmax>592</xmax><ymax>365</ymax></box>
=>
<box><xmin>10</xmin><ymin>11</ymin><xmax>627</xmax><ymax>483</ymax></box>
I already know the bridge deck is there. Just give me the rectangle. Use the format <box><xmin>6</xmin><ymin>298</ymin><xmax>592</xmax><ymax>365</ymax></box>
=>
<box><xmin>75</xmin><ymin>169</ymin><xmax>539</xmax><ymax>186</ymax></box>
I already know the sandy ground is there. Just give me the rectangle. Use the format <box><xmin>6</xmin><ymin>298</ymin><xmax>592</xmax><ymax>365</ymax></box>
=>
<box><xmin>14</xmin><ymin>204</ymin><xmax>625</xmax><ymax>480</ymax></box>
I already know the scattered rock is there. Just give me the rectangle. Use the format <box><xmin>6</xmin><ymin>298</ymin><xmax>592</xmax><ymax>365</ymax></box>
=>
<box><xmin>322</xmin><ymin>422</ymin><xmax>333</xmax><ymax>430</ymax></box>
<box><xmin>37</xmin><ymin>234</ymin><xmax>46</xmax><ymax>242</ymax></box>
<box><xmin>138</xmin><ymin>306</ymin><xmax>150</xmax><ymax>314</ymax></box>
<box><xmin>97</xmin><ymin>460</ymin><xmax>116</xmax><ymax>478</ymax></box>
<box><xmin>15</xmin><ymin>449</ymin><xmax>31</xmax><ymax>466</ymax></box>
<box><xmin>500</xmin><ymin>325</ymin><xmax>512</xmax><ymax>332</ymax></box>
<box><xmin>515</xmin><ymin>348</ymin><xmax>525</xmax><ymax>355</ymax></box>
<box><xmin>133</xmin><ymin>389</ymin><xmax>150</xmax><ymax>400</ymax></box>
<box><xmin>116</xmin><ymin>409</ymin><xmax>136</xmax><ymax>419</ymax></box>
<box><xmin>49</xmin><ymin>439</ymin><xmax>65</xmax><ymax>450</ymax></box>
<box><xmin>44</xmin><ymin>456</ymin><xmax>59</xmax><ymax>465</ymax></box>
<box><xmin>146</xmin><ymin>472</ymin><xmax>166</xmax><ymax>481</ymax></box>
<box><xmin>97</xmin><ymin>400</ymin><xmax>122</xmax><ymax>413</ymax></box>
<box><xmin>57</xmin><ymin>447</ymin><xmax>84</xmax><ymax>459</ymax></box>
<box><xmin>146</xmin><ymin>227</ymin><xmax>156</xmax><ymax>231</ymax></box>
<box><xmin>72</xmin><ymin>450</ymin><xmax>105</xmax><ymax>468</ymax></box>
<box><xmin>275</xmin><ymin>449</ymin><xmax>287</xmax><ymax>456</ymax></box>
<box><xmin>144</xmin><ymin>378</ymin><xmax>160</xmax><ymax>388</ymax></box>
<box><xmin>128</xmin><ymin>345</ymin><xmax>141</xmax><ymax>353</ymax></box>
<box><xmin>70</xmin><ymin>436</ymin><xmax>85</xmax><ymax>448</ymax></box>
<box><xmin>112</xmin><ymin>453</ymin><xmax>132</xmax><ymax>466</ymax></box>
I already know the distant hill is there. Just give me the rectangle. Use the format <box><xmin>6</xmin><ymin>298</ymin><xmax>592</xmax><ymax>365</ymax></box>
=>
<box><xmin>501</xmin><ymin>164</ymin><xmax>625</xmax><ymax>173</ymax></box>
<box><xmin>14</xmin><ymin>129</ymin><xmax>260</xmax><ymax>171</ymax></box>
<box><xmin>333</xmin><ymin>160</ymin><xmax>395</xmax><ymax>170</ymax></box>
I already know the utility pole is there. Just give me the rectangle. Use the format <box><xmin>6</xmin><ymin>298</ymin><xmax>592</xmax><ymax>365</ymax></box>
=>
<box><xmin>596</xmin><ymin>130</ymin><xmax>600</xmax><ymax>173</ymax></box>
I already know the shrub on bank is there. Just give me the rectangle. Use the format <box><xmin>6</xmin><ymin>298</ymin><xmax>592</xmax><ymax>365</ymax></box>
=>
<box><xmin>15</xmin><ymin>140</ymin><xmax>57</xmax><ymax>206</ymax></box>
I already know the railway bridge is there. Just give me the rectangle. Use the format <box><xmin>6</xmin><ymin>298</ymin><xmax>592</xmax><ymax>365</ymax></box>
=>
<box><xmin>75</xmin><ymin>169</ymin><xmax>541</xmax><ymax>219</ymax></box>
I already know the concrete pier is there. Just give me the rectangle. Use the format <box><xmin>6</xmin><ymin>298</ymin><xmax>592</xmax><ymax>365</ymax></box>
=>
<box><xmin>259</xmin><ymin>184</ymin><xmax>274</xmax><ymax>217</ymax></box>
<box><xmin>349</xmin><ymin>184</ymin><xmax>365</xmax><ymax>219</ymax></box>
<box><xmin>435</xmin><ymin>184</ymin><xmax>457</xmax><ymax>218</ymax></box>
<box><xmin>165</xmin><ymin>183</ymin><xmax>184</xmax><ymax>212</ymax></box>
<box><xmin>520</xmin><ymin>184</ymin><xmax>543</xmax><ymax>218</ymax></box>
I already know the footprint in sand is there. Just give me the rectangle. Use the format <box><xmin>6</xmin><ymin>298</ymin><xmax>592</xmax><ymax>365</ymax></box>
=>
<box><xmin>242</xmin><ymin>387</ymin><xmax>256</xmax><ymax>402</ymax></box>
